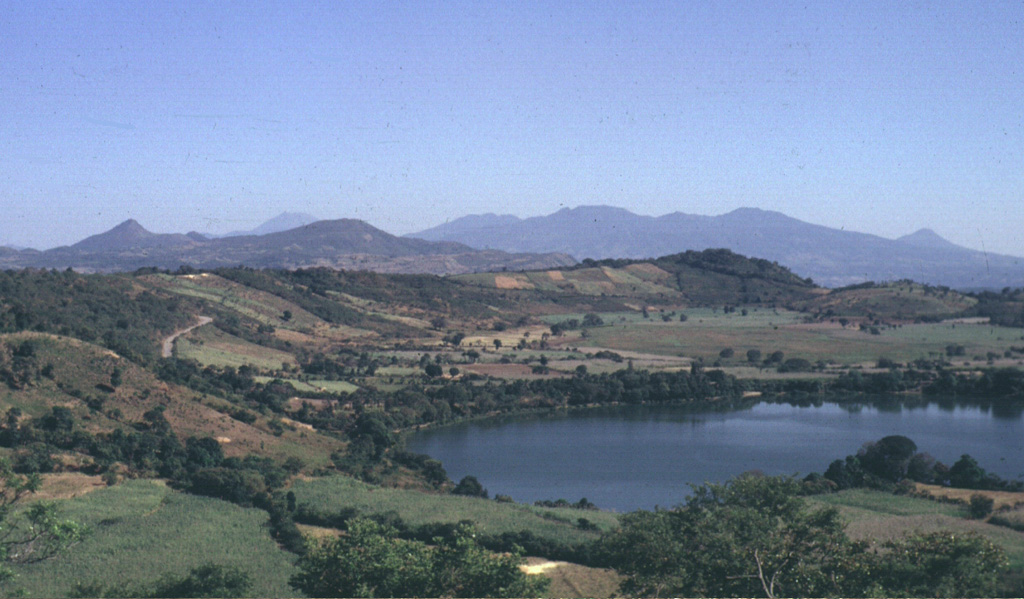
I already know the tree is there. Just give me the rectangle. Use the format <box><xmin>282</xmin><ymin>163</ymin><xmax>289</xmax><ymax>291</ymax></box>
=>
<box><xmin>603</xmin><ymin>475</ymin><xmax>852</xmax><ymax>598</ymax></box>
<box><xmin>865</xmin><ymin>532</ymin><xmax>1006</xmax><ymax>597</ymax></box>
<box><xmin>0</xmin><ymin>458</ymin><xmax>86</xmax><ymax>588</ymax></box>
<box><xmin>290</xmin><ymin>519</ymin><xmax>546</xmax><ymax>598</ymax></box>
<box><xmin>857</xmin><ymin>435</ymin><xmax>918</xmax><ymax>482</ymax></box>
<box><xmin>492</xmin><ymin>339</ymin><xmax>502</xmax><ymax>350</ymax></box>
<box><xmin>949</xmin><ymin>454</ymin><xmax>987</xmax><ymax>489</ymax></box>
<box><xmin>601</xmin><ymin>473</ymin><xmax>1010</xmax><ymax>598</ymax></box>
<box><xmin>452</xmin><ymin>475</ymin><xmax>488</xmax><ymax>499</ymax></box>
<box><xmin>746</xmin><ymin>349</ymin><xmax>762</xmax><ymax>363</ymax></box>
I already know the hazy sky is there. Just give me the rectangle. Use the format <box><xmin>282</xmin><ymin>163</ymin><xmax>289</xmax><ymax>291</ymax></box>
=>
<box><xmin>3</xmin><ymin>1</ymin><xmax>1023</xmax><ymax>254</ymax></box>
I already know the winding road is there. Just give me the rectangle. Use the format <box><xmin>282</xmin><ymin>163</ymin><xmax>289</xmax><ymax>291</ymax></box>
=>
<box><xmin>161</xmin><ymin>316</ymin><xmax>213</xmax><ymax>358</ymax></box>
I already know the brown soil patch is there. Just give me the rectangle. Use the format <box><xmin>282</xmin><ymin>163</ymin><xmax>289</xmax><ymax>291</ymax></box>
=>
<box><xmin>915</xmin><ymin>483</ymin><xmax>1024</xmax><ymax>510</ymax></box>
<box><xmin>625</xmin><ymin>263</ymin><xmax>670</xmax><ymax>278</ymax></box>
<box><xmin>281</xmin><ymin>416</ymin><xmax>315</xmax><ymax>432</ymax></box>
<box><xmin>297</xmin><ymin>523</ymin><xmax>342</xmax><ymax>539</ymax></box>
<box><xmin>521</xmin><ymin>557</ymin><xmax>622</xmax><ymax>598</ymax></box>
<box><xmin>547</xmin><ymin>270</ymin><xmax>565</xmax><ymax>281</ymax></box>
<box><xmin>287</xmin><ymin>397</ymin><xmax>336</xmax><ymax>411</ymax></box>
<box><xmin>494</xmin><ymin>275</ymin><xmax>534</xmax><ymax>290</ymax></box>
<box><xmin>275</xmin><ymin>328</ymin><xmax>317</xmax><ymax>344</ymax></box>
<box><xmin>32</xmin><ymin>473</ymin><xmax>106</xmax><ymax>501</ymax></box>
<box><xmin>601</xmin><ymin>267</ymin><xmax>632</xmax><ymax>284</ymax></box>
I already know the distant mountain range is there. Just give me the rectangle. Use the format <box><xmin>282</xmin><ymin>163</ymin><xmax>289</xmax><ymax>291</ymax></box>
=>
<box><xmin>200</xmin><ymin>212</ymin><xmax>321</xmax><ymax>238</ymax></box>
<box><xmin>0</xmin><ymin>215</ymin><xmax>574</xmax><ymax>275</ymax></box>
<box><xmin>3</xmin><ymin>207</ymin><xmax>1021</xmax><ymax>288</ymax></box>
<box><xmin>410</xmin><ymin>206</ymin><xmax>1024</xmax><ymax>289</ymax></box>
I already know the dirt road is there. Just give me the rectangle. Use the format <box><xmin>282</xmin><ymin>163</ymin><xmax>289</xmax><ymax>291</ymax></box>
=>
<box><xmin>161</xmin><ymin>316</ymin><xmax>213</xmax><ymax>358</ymax></box>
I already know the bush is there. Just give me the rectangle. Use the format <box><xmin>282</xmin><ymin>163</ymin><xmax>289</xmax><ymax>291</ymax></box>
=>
<box><xmin>969</xmin><ymin>494</ymin><xmax>995</xmax><ymax>519</ymax></box>
<box><xmin>290</xmin><ymin>519</ymin><xmax>546</xmax><ymax>598</ymax></box>
<box><xmin>452</xmin><ymin>475</ymin><xmax>488</xmax><ymax>499</ymax></box>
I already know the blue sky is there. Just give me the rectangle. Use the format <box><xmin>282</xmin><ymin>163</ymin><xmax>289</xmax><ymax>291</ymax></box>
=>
<box><xmin>2</xmin><ymin>1</ymin><xmax>1022</xmax><ymax>255</ymax></box>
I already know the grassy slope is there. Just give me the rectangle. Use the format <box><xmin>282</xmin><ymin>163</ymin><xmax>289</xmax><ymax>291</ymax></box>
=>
<box><xmin>813</xmin><ymin>489</ymin><xmax>1024</xmax><ymax>569</ymax></box>
<box><xmin>289</xmin><ymin>475</ymin><xmax>620</xmax><ymax>544</ymax></box>
<box><xmin>176</xmin><ymin>324</ymin><xmax>296</xmax><ymax>370</ymax></box>
<box><xmin>808</xmin><ymin>282</ymin><xmax>976</xmax><ymax>319</ymax></box>
<box><xmin>8</xmin><ymin>480</ymin><xmax>298</xmax><ymax>598</ymax></box>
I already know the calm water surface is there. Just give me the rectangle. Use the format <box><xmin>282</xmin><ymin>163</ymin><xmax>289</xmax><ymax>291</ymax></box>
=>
<box><xmin>405</xmin><ymin>401</ymin><xmax>1024</xmax><ymax>512</ymax></box>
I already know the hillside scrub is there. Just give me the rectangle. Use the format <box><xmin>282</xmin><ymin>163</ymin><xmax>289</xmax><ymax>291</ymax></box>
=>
<box><xmin>601</xmin><ymin>474</ymin><xmax>1009</xmax><ymax>598</ymax></box>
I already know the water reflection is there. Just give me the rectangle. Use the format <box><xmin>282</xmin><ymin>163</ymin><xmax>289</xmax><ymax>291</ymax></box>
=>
<box><xmin>406</xmin><ymin>396</ymin><xmax>1024</xmax><ymax>512</ymax></box>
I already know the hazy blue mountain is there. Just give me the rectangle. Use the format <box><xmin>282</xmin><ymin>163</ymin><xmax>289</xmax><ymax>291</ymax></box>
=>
<box><xmin>896</xmin><ymin>228</ymin><xmax>963</xmax><ymax>250</ymax></box>
<box><xmin>0</xmin><ymin>218</ymin><xmax>573</xmax><ymax>275</ymax></box>
<box><xmin>198</xmin><ymin>212</ymin><xmax>321</xmax><ymax>238</ymax></box>
<box><xmin>410</xmin><ymin>206</ymin><xmax>1024</xmax><ymax>288</ymax></box>
<box><xmin>70</xmin><ymin>219</ymin><xmax>197</xmax><ymax>252</ymax></box>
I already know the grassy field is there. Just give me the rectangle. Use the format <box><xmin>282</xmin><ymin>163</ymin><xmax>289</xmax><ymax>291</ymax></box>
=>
<box><xmin>8</xmin><ymin>480</ymin><xmax>298</xmax><ymax>598</ymax></box>
<box><xmin>253</xmin><ymin>376</ymin><xmax>359</xmax><ymax>395</ymax></box>
<box><xmin>176</xmin><ymin>324</ymin><xmax>296</xmax><ymax>370</ymax></box>
<box><xmin>565</xmin><ymin>308</ymin><xmax>1024</xmax><ymax>366</ymax></box>
<box><xmin>144</xmin><ymin>273</ymin><xmax>321</xmax><ymax>330</ymax></box>
<box><xmin>812</xmin><ymin>489</ymin><xmax>1024</xmax><ymax>569</ymax></box>
<box><xmin>289</xmin><ymin>475</ymin><xmax>620</xmax><ymax>545</ymax></box>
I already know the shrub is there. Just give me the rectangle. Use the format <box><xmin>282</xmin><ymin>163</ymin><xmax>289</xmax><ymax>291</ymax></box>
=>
<box><xmin>969</xmin><ymin>494</ymin><xmax>995</xmax><ymax>519</ymax></box>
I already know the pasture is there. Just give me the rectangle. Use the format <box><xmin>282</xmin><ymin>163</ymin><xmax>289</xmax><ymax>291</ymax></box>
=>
<box><xmin>556</xmin><ymin>308</ymin><xmax>1024</xmax><ymax>367</ymax></box>
<box><xmin>813</xmin><ymin>489</ymin><xmax>1024</xmax><ymax>569</ymax></box>
<box><xmin>289</xmin><ymin>475</ymin><xmax>620</xmax><ymax>546</ymax></box>
<box><xmin>175</xmin><ymin>325</ymin><xmax>296</xmax><ymax>370</ymax></box>
<box><xmin>8</xmin><ymin>480</ymin><xmax>298</xmax><ymax>598</ymax></box>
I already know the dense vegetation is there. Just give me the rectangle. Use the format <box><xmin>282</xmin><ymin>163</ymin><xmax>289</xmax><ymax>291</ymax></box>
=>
<box><xmin>603</xmin><ymin>474</ymin><xmax>1009</xmax><ymax>598</ymax></box>
<box><xmin>290</xmin><ymin>519</ymin><xmax>546</xmax><ymax>598</ymax></box>
<box><xmin>0</xmin><ymin>270</ymin><xmax>195</xmax><ymax>364</ymax></box>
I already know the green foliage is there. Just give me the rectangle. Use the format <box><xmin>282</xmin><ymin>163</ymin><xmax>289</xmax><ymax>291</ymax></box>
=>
<box><xmin>452</xmin><ymin>475</ymin><xmax>488</xmax><ymax>499</ymax></box>
<box><xmin>288</xmin><ymin>475</ymin><xmax>617</xmax><ymax>551</ymax></box>
<box><xmin>8</xmin><ymin>480</ymin><xmax>298</xmax><ymax>597</ymax></box>
<box><xmin>0</xmin><ymin>458</ymin><xmax>86</xmax><ymax>589</ymax></box>
<box><xmin>0</xmin><ymin>270</ymin><xmax>195</xmax><ymax>364</ymax></box>
<box><xmin>821</xmin><ymin>436</ymin><xmax>979</xmax><ymax>490</ymax></box>
<box><xmin>969</xmin><ymin>493</ymin><xmax>995</xmax><ymax>519</ymax></box>
<box><xmin>603</xmin><ymin>474</ymin><xmax>1011</xmax><ymax>598</ymax></box>
<box><xmin>863</xmin><ymin>532</ymin><xmax>1006</xmax><ymax>597</ymax></box>
<box><xmin>947</xmin><ymin>453</ymin><xmax>1023</xmax><ymax>491</ymax></box>
<box><xmin>603</xmin><ymin>475</ymin><xmax>851</xmax><ymax>598</ymax></box>
<box><xmin>72</xmin><ymin>563</ymin><xmax>252</xmax><ymax>598</ymax></box>
<box><xmin>290</xmin><ymin>519</ymin><xmax>547</xmax><ymax>598</ymax></box>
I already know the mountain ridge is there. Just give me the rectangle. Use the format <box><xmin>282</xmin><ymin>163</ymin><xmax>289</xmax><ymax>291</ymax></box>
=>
<box><xmin>409</xmin><ymin>206</ymin><xmax>1024</xmax><ymax>289</ymax></box>
<box><xmin>0</xmin><ymin>217</ymin><xmax>574</xmax><ymax>275</ymax></box>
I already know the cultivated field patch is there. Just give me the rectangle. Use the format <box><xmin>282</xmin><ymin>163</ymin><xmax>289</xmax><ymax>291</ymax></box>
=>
<box><xmin>175</xmin><ymin>325</ymin><xmax>296</xmax><ymax>370</ymax></box>
<box><xmin>9</xmin><ymin>480</ymin><xmax>299</xmax><ymax>597</ymax></box>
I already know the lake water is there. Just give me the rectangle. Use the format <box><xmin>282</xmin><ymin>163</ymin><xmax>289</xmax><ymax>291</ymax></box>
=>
<box><xmin>404</xmin><ymin>400</ymin><xmax>1024</xmax><ymax>512</ymax></box>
